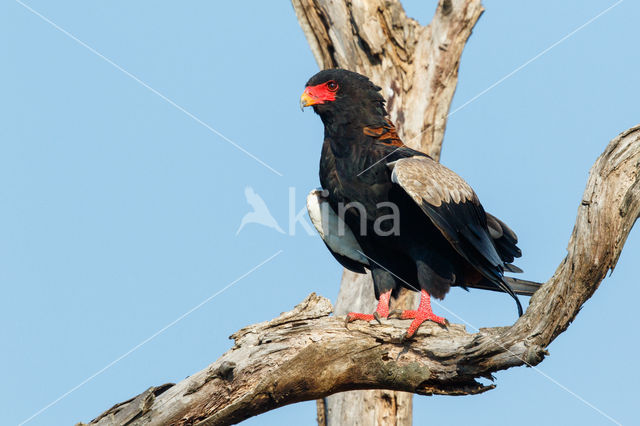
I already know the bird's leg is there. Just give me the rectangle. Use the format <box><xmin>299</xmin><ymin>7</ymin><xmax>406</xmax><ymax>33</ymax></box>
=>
<box><xmin>395</xmin><ymin>289</ymin><xmax>447</xmax><ymax>338</ymax></box>
<box><xmin>345</xmin><ymin>290</ymin><xmax>391</xmax><ymax>325</ymax></box>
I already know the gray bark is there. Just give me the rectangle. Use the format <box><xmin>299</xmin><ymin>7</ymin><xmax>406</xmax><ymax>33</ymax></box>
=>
<box><xmin>82</xmin><ymin>126</ymin><xmax>640</xmax><ymax>426</ymax></box>
<box><xmin>79</xmin><ymin>1</ymin><xmax>640</xmax><ymax>424</ymax></box>
<box><xmin>290</xmin><ymin>0</ymin><xmax>483</xmax><ymax>423</ymax></box>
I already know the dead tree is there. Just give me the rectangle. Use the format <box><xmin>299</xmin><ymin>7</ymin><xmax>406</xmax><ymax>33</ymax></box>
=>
<box><xmin>83</xmin><ymin>126</ymin><xmax>640</xmax><ymax>426</ymax></box>
<box><xmin>82</xmin><ymin>1</ymin><xmax>640</xmax><ymax>425</ymax></box>
<box><xmin>291</xmin><ymin>0</ymin><xmax>483</xmax><ymax>423</ymax></box>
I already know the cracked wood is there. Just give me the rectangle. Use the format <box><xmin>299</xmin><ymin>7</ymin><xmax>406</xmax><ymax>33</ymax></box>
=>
<box><xmin>291</xmin><ymin>0</ymin><xmax>483</xmax><ymax>422</ymax></box>
<box><xmin>83</xmin><ymin>124</ymin><xmax>640</xmax><ymax>425</ymax></box>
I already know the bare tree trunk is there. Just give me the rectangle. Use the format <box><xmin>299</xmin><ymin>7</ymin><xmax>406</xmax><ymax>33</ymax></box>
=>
<box><xmin>82</xmin><ymin>119</ymin><xmax>640</xmax><ymax>424</ymax></box>
<box><xmin>291</xmin><ymin>0</ymin><xmax>483</xmax><ymax>423</ymax></box>
<box><xmin>79</xmin><ymin>0</ymin><xmax>640</xmax><ymax>424</ymax></box>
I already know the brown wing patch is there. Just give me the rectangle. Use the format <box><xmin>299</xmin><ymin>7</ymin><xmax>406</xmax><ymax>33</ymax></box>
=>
<box><xmin>363</xmin><ymin>119</ymin><xmax>404</xmax><ymax>147</ymax></box>
<box><xmin>388</xmin><ymin>156</ymin><xmax>475</xmax><ymax>207</ymax></box>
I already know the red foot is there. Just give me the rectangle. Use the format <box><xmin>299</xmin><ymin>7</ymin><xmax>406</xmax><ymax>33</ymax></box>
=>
<box><xmin>346</xmin><ymin>290</ymin><xmax>391</xmax><ymax>324</ymax></box>
<box><xmin>399</xmin><ymin>290</ymin><xmax>447</xmax><ymax>338</ymax></box>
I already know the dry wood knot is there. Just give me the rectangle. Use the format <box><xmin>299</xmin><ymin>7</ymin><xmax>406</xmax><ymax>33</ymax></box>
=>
<box><xmin>441</xmin><ymin>0</ymin><xmax>453</xmax><ymax>16</ymax></box>
<box><xmin>215</xmin><ymin>361</ymin><xmax>236</xmax><ymax>381</ymax></box>
<box><xmin>524</xmin><ymin>345</ymin><xmax>549</xmax><ymax>366</ymax></box>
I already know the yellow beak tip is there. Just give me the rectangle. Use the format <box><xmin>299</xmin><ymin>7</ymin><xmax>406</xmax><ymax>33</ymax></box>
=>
<box><xmin>300</xmin><ymin>91</ymin><xmax>318</xmax><ymax>110</ymax></box>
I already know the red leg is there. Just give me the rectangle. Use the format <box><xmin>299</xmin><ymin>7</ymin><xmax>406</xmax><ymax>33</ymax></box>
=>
<box><xmin>400</xmin><ymin>289</ymin><xmax>446</xmax><ymax>337</ymax></box>
<box><xmin>346</xmin><ymin>290</ymin><xmax>391</xmax><ymax>323</ymax></box>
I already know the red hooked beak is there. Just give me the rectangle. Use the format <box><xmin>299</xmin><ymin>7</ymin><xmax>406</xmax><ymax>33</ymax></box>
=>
<box><xmin>300</xmin><ymin>82</ymin><xmax>338</xmax><ymax>110</ymax></box>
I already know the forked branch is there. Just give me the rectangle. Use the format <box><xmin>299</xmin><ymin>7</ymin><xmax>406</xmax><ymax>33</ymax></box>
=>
<box><xmin>85</xmin><ymin>126</ymin><xmax>640</xmax><ymax>426</ymax></box>
<box><xmin>291</xmin><ymin>1</ymin><xmax>484</xmax><ymax>421</ymax></box>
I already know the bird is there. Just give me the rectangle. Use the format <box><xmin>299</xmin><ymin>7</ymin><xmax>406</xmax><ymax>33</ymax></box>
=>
<box><xmin>236</xmin><ymin>186</ymin><xmax>284</xmax><ymax>235</ymax></box>
<box><xmin>301</xmin><ymin>69</ymin><xmax>540</xmax><ymax>338</ymax></box>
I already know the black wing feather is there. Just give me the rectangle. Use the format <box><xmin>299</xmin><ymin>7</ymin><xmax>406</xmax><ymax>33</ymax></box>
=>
<box><xmin>419</xmin><ymin>200</ymin><xmax>523</xmax><ymax>315</ymax></box>
<box><xmin>389</xmin><ymin>157</ymin><xmax>523</xmax><ymax>315</ymax></box>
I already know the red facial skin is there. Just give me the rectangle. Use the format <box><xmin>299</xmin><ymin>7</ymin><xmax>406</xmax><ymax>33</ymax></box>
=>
<box><xmin>303</xmin><ymin>80</ymin><xmax>338</xmax><ymax>105</ymax></box>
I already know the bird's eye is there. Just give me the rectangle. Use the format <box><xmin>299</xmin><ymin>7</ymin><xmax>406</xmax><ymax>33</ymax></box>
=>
<box><xmin>327</xmin><ymin>81</ymin><xmax>338</xmax><ymax>91</ymax></box>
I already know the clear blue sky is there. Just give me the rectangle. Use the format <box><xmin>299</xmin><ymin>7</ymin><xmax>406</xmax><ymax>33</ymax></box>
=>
<box><xmin>2</xmin><ymin>1</ymin><xmax>638</xmax><ymax>425</ymax></box>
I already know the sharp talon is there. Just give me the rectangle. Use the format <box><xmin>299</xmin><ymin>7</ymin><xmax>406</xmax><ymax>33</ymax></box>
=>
<box><xmin>345</xmin><ymin>314</ymin><xmax>353</xmax><ymax>326</ymax></box>
<box><xmin>343</xmin><ymin>291</ymin><xmax>392</xmax><ymax>329</ymax></box>
<box><xmin>395</xmin><ymin>290</ymin><xmax>448</xmax><ymax>337</ymax></box>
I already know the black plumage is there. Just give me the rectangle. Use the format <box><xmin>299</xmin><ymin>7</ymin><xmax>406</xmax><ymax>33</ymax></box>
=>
<box><xmin>302</xmin><ymin>69</ymin><xmax>537</xmax><ymax>335</ymax></box>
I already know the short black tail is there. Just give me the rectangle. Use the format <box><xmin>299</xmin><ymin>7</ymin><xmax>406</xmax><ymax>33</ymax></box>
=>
<box><xmin>465</xmin><ymin>276</ymin><xmax>543</xmax><ymax>317</ymax></box>
<box><xmin>468</xmin><ymin>277</ymin><xmax>543</xmax><ymax>296</ymax></box>
<box><xmin>504</xmin><ymin>277</ymin><xmax>543</xmax><ymax>296</ymax></box>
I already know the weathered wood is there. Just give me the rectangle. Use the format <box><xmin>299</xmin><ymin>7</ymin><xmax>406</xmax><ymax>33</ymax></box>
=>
<box><xmin>325</xmin><ymin>271</ymin><xmax>415</xmax><ymax>426</ymax></box>
<box><xmin>292</xmin><ymin>0</ymin><xmax>483</xmax><ymax>158</ymax></box>
<box><xmin>83</xmin><ymin>125</ymin><xmax>640</xmax><ymax>425</ymax></box>
<box><xmin>291</xmin><ymin>0</ymin><xmax>483</xmax><ymax>422</ymax></box>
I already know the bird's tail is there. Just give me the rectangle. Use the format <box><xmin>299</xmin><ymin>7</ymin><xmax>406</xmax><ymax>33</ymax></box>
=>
<box><xmin>468</xmin><ymin>277</ymin><xmax>543</xmax><ymax>296</ymax></box>
<box><xmin>504</xmin><ymin>277</ymin><xmax>543</xmax><ymax>296</ymax></box>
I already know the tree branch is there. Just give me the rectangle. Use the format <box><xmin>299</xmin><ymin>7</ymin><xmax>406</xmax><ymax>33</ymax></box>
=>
<box><xmin>84</xmin><ymin>125</ymin><xmax>640</xmax><ymax>425</ymax></box>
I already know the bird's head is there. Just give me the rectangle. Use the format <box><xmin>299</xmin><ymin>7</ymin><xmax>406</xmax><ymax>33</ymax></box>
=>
<box><xmin>301</xmin><ymin>69</ymin><xmax>387</xmax><ymax>129</ymax></box>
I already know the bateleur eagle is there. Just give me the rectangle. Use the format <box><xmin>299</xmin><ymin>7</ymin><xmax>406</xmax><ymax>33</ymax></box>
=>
<box><xmin>301</xmin><ymin>69</ymin><xmax>539</xmax><ymax>338</ymax></box>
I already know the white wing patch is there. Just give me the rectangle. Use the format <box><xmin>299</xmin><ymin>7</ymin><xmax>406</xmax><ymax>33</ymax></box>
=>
<box><xmin>388</xmin><ymin>157</ymin><xmax>475</xmax><ymax>207</ymax></box>
<box><xmin>306</xmin><ymin>189</ymin><xmax>369</xmax><ymax>266</ymax></box>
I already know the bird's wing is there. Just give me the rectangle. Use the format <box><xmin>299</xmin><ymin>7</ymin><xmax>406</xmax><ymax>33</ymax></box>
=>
<box><xmin>388</xmin><ymin>156</ymin><xmax>521</xmax><ymax>311</ymax></box>
<box><xmin>306</xmin><ymin>189</ymin><xmax>369</xmax><ymax>273</ymax></box>
<box><xmin>486</xmin><ymin>212</ymin><xmax>522</xmax><ymax>265</ymax></box>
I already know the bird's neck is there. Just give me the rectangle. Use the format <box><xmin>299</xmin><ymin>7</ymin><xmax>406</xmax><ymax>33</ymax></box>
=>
<box><xmin>320</xmin><ymin>109</ymin><xmax>387</xmax><ymax>158</ymax></box>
